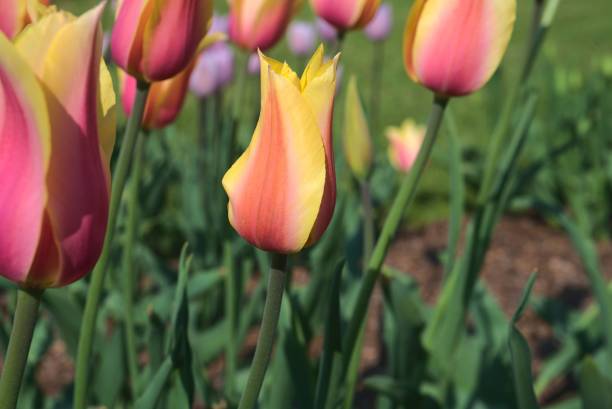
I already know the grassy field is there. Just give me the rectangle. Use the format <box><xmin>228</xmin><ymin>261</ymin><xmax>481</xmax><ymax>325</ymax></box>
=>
<box><xmin>56</xmin><ymin>0</ymin><xmax>612</xmax><ymax>223</ymax></box>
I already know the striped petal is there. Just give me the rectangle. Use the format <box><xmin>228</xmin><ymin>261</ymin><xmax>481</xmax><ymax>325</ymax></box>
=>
<box><xmin>223</xmin><ymin>59</ymin><xmax>326</xmax><ymax>253</ymax></box>
<box><xmin>111</xmin><ymin>0</ymin><xmax>151</xmax><ymax>79</ymax></box>
<box><xmin>229</xmin><ymin>0</ymin><xmax>296</xmax><ymax>51</ymax></box>
<box><xmin>404</xmin><ymin>0</ymin><xmax>516</xmax><ymax>96</ymax></box>
<box><xmin>310</xmin><ymin>0</ymin><xmax>379</xmax><ymax>30</ymax></box>
<box><xmin>142</xmin><ymin>0</ymin><xmax>211</xmax><ymax>81</ymax></box>
<box><xmin>301</xmin><ymin>48</ymin><xmax>339</xmax><ymax>245</ymax></box>
<box><xmin>0</xmin><ymin>33</ymin><xmax>50</xmax><ymax>284</ymax></box>
<box><xmin>17</xmin><ymin>4</ymin><xmax>115</xmax><ymax>286</ymax></box>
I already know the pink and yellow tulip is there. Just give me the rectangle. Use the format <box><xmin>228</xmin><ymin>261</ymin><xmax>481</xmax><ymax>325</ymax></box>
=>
<box><xmin>404</xmin><ymin>0</ymin><xmax>516</xmax><ymax>96</ymax></box>
<box><xmin>0</xmin><ymin>4</ymin><xmax>116</xmax><ymax>288</ymax></box>
<box><xmin>343</xmin><ymin>75</ymin><xmax>372</xmax><ymax>180</ymax></box>
<box><xmin>120</xmin><ymin>67</ymin><xmax>192</xmax><ymax>130</ymax></box>
<box><xmin>111</xmin><ymin>0</ymin><xmax>212</xmax><ymax>82</ymax></box>
<box><xmin>229</xmin><ymin>0</ymin><xmax>300</xmax><ymax>51</ymax></box>
<box><xmin>223</xmin><ymin>46</ymin><xmax>339</xmax><ymax>253</ymax></box>
<box><xmin>0</xmin><ymin>0</ymin><xmax>50</xmax><ymax>38</ymax></box>
<box><xmin>386</xmin><ymin>120</ymin><xmax>425</xmax><ymax>173</ymax></box>
<box><xmin>310</xmin><ymin>0</ymin><xmax>380</xmax><ymax>31</ymax></box>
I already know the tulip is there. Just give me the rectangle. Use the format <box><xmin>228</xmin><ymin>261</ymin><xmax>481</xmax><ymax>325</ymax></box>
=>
<box><xmin>386</xmin><ymin>120</ymin><xmax>425</xmax><ymax>173</ymax></box>
<box><xmin>343</xmin><ymin>76</ymin><xmax>372</xmax><ymax>180</ymax></box>
<box><xmin>190</xmin><ymin>42</ymin><xmax>235</xmax><ymax>97</ymax></box>
<box><xmin>0</xmin><ymin>0</ymin><xmax>50</xmax><ymax>38</ymax></box>
<box><xmin>310</xmin><ymin>0</ymin><xmax>380</xmax><ymax>31</ymax></box>
<box><xmin>288</xmin><ymin>21</ymin><xmax>318</xmax><ymax>56</ymax></box>
<box><xmin>0</xmin><ymin>4</ymin><xmax>115</xmax><ymax>288</ymax></box>
<box><xmin>120</xmin><ymin>68</ymin><xmax>191</xmax><ymax>130</ymax></box>
<box><xmin>364</xmin><ymin>3</ymin><xmax>392</xmax><ymax>41</ymax></box>
<box><xmin>111</xmin><ymin>0</ymin><xmax>212</xmax><ymax>82</ymax></box>
<box><xmin>404</xmin><ymin>0</ymin><xmax>516</xmax><ymax>96</ymax></box>
<box><xmin>223</xmin><ymin>45</ymin><xmax>339</xmax><ymax>253</ymax></box>
<box><xmin>229</xmin><ymin>0</ymin><xmax>300</xmax><ymax>51</ymax></box>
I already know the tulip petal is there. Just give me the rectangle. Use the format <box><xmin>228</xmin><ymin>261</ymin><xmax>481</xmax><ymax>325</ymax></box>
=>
<box><xmin>111</xmin><ymin>0</ymin><xmax>151</xmax><ymax>78</ymax></box>
<box><xmin>302</xmin><ymin>53</ymin><xmax>339</xmax><ymax>244</ymax></box>
<box><xmin>0</xmin><ymin>33</ymin><xmax>50</xmax><ymax>283</ymax></box>
<box><xmin>143</xmin><ymin>0</ymin><xmax>211</xmax><ymax>80</ymax></box>
<box><xmin>223</xmin><ymin>66</ymin><xmax>326</xmax><ymax>253</ymax></box>
<box><xmin>32</xmin><ymin>4</ymin><xmax>112</xmax><ymax>286</ymax></box>
<box><xmin>406</xmin><ymin>0</ymin><xmax>516</xmax><ymax>96</ymax></box>
<box><xmin>0</xmin><ymin>0</ymin><xmax>23</xmax><ymax>38</ymax></box>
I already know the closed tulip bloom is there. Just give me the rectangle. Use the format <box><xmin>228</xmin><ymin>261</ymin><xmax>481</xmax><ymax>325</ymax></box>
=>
<box><xmin>0</xmin><ymin>0</ymin><xmax>50</xmax><ymax>38</ymax></box>
<box><xmin>247</xmin><ymin>52</ymin><xmax>261</xmax><ymax>76</ymax></box>
<box><xmin>288</xmin><ymin>21</ymin><xmax>318</xmax><ymax>56</ymax></box>
<box><xmin>404</xmin><ymin>0</ymin><xmax>516</xmax><ymax>96</ymax></box>
<box><xmin>343</xmin><ymin>76</ymin><xmax>372</xmax><ymax>180</ymax></box>
<box><xmin>229</xmin><ymin>0</ymin><xmax>300</xmax><ymax>51</ymax></box>
<box><xmin>364</xmin><ymin>3</ymin><xmax>392</xmax><ymax>41</ymax></box>
<box><xmin>111</xmin><ymin>0</ymin><xmax>212</xmax><ymax>82</ymax></box>
<box><xmin>0</xmin><ymin>4</ymin><xmax>116</xmax><ymax>288</ymax></box>
<box><xmin>386</xmin><ymin>120</ymin><xmax>425</xmax><ymax>173</ymax></box>
<box><xmin>223</xmin><ymin>46</ymin><xmax>339</xmax><ymax>253</ymax></box>
<box><xmin>315</xmin><ymin>17</ymin><xmax>337</xmax><ymax>42</ymax></box>
<box><xmin>311</xmin><ymin>0</ymin><xmax>380</xmax><ymax>31</ymax></box>
<box><xmin>121</xmin><ymin>68</ymin><xmax>191</xmax><ymax>130</ymax></box>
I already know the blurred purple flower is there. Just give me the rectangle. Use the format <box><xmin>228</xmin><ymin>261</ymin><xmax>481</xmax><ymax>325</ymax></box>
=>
<box><xmin>210</xmin><ymin>14</ymin><xmax>229</xmax><ymax>36</ymax></box>
<box><xmin>190</xmin><ymin>42</ymin><xmax>235</xmax><ymax>98</ymax></box>
<box><xmin>316</xmin><ymin>18</ymin><xmax>337</xmax><ymax>43</ymax></box>
<box><xmin>247</xmin><ymin>53</ymin><xmax>260</xmax><ymax>76</ymax></box>
<box><xmin>287</xmin><ymin>21</ymin><xmax>318</xmax><ymax>56</ymax></box>
<box><xmin>364</xmin><ymin>3</ymin><xmax>393</xmax><ymax>42</ymax></box>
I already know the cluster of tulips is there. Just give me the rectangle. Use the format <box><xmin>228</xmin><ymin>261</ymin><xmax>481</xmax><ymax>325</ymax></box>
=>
<box><xmin>0</xmin><ymin>0</ymin><xmax>519</xmax><ymax>407</ymax></box>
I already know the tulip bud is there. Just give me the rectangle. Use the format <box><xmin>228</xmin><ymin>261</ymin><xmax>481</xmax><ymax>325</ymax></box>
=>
<box><xmin>364</xmin><ymin>3</ymin><xmax>392</xmax><ymax>42</ymax></box>
<box><xmin>386</xmin><ymin>120</ymin><xmax>425</xmax><ymax>173</ymax></box>
<box><xmin>343</xmin><ymin>76</ymin><xmax>372</xmax><ymax>180</ymax></box>
<box><xmin>404</xmin><ymin>0</ymin><xmax>516</xmax><ymax>97</ymax></box>
<box><xmin>0</xmin><ymin>0</ymin><xmax>50</xmax><ymax>38</ymax></box>
<box><xmin>1</xmin><ymin>4</ymin><xmax>116</xmax><ymax>288</ymax></box>
<box><xmin>229</xmin><ymin>0</ymin><xmax>300</xmax><ymax>51</ymax></box>
<box><xmin>121</xmin><ymin>67</ymin><xmax>192</xmax><ymax>130</ymax></box>
<box><xmin>223</xmin><ymin>46</ymin><xmax>339</xmax><ymax>253</ymax></box>
<box><xmin>111</xmin><ymin>0</ymin><xmax>212</xmax><ymax>82</ymax></box>
<box><xmin>311</xmin><ymin>0</ymin><xmax>380</xmax><ymax>31</ymax></box>
<box><xmin>288</xmin><ymin>21</ymin><xmax>318</xmax><ymax>57</ymax></box>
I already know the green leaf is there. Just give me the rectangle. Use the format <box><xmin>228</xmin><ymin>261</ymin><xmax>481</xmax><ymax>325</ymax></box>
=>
<box><xmin>42</xmin><ymin>289</ymin><xmax>84</xmax><ymax>355</ymax></box>
<box><xmin>579</xmin><ymin>357</ymin><xmax>612</xmax><ymax>409</ymax></box>
<box><xmin>93</xmin><ymin>327</ymin><xmax>125</xmax><ymax>408</ymax></box>
<box><xmin>135</xmin><ymin>357</ymin><xmax>174</xmax><ymax>409</ymax></box>
<box><xmin>508</xmin><ymin>272</ymin><xmax>539</xmax><ymax>409</ymax></box>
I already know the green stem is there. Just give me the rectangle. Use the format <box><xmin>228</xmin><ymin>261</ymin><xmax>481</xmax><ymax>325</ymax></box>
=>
<box><xmin>121</xmin><ymin>131</ymin><xmax>146</xmax><ymax>400</ymax></box>
<box><xmin>237</xmin><ymin>253</ymin><xmax>287</xmax><ymax>409</ymax></box>
<box><xmin>224</xmin><ymin>243</ymin><xmax>237</xmax><ymax>395</ymax></box>
<box><xmin>360</xmin><ymin>180</ymin><xmax>375</xmax><ymax>270</ymax></box>
<box><xmin>341</xmin><ymin>95</ymin><xmax>448</xmax><ymax>376</ymax></box>
<box><xmin>0</xmin><ymin>288</ymin><xmax>42</xmax><ymax>409</ymax></box>
<box><xmin>478</xmin><ymin>0</ymin><xmax>557</xmax><ymax>204</ymax></box>
<box><xmin>73</xmin><ymin>81</ymin><xmax>150</xmax><ymax>409</ymax></box>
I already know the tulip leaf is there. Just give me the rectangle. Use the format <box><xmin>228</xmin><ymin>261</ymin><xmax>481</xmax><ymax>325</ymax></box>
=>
<box><xmin>578</xmin><ymin>356</ymin><xmax>612</xmax><ymax>409</ymax></box>
<box><xmin>135</xmin><ymin>356</ymin><xmax>174</xmax><ymax>409</ymax></box>
<box><xmin>314</xmin><ymin>261</ymin><xmax>343</xmax><ymax>409</ymax></box>
<box><xmin>508</xmin><ymin>272</ymin><xmax>539</xmax><ymax>409</ymax></box>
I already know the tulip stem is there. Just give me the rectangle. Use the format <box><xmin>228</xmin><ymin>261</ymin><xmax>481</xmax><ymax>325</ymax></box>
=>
<box><xmin>360</xmin><ymin>180</ymin><xmax>375</xmax><ymax>269</ymax></box>
<box><xmin>121</xmin><ymin>131</ymin><xmax>146</xmax><ymax>400</ymax></box>
<box><xmin>237</xmin><ymin>253</ymin><xmax>287</xmax><ymax>409</ymax></box>
<box><xmin>0</xmin><ymin>288</ymin><xmax>42</xmax><ymax>409</ymax></box>
<box><xmin>341</xmin><ymin>95</ymin><xmax>448</xmax><ymax>377</ymax></box>
<box><xmin>74</xmin><ymin>81</ymin><xmax>150</xmax><ymax>409</ymax></box>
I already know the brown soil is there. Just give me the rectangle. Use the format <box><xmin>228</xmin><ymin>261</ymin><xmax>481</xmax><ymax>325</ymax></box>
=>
<box><xmin>380</xmin><ymin>214</ymin><xmax>612</xmax><ymax>405</ymax></box>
